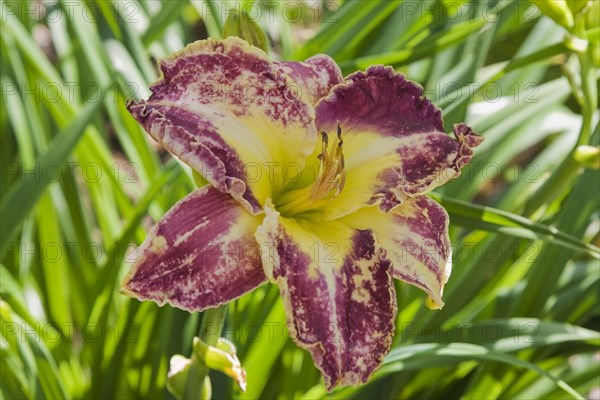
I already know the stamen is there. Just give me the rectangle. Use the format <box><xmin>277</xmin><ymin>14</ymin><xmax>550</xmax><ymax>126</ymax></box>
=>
<box><xmin>311</xmin><ymin>123</ymin><xmax>346</xmax><ymax>201</ymax></box>
<box><xmin>276</xmin><ymin>124</ymin><xmax>346</xmax><ymax>216</ymax></box>
<box><xmin>316</xmin><ymin>131</ymin><xmax>328</xmax><ymax>182</ymax></box>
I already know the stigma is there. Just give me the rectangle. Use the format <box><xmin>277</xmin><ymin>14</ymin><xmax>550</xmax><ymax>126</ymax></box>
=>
<box><xmin>311</xmin><ymin>123</ymin><xmax>346</xmax><ymax>201</ymax></box>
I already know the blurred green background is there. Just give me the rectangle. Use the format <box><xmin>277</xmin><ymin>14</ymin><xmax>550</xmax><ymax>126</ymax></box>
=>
<box><xmin>1</xmin><ymin>0</ymin><xmax>599</xmax><ymax>399</ymax></box>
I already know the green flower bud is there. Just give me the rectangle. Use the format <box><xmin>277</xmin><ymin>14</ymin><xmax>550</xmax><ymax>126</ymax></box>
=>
<box><xmin>564</xmin><ymin>34</ymin><xmax>589</xmax><ymax>52</ymax></box>
<box><xmin>532</xmin><ymin>0</ymin><xmax>575</xmax><ymax>29</ymax></box>
<box><xmin>574</xmin><ymin>145</ymin><xmax>600</xmax><ymax>169</ymax></box>
<box><xmin>166</xmin><ymin>355</ymin><xmax>212</xmax><ymax>400</ymax></box>
<box><xmin>223</xmin><ymin>11</ymin><xmax>268</xmax><ymax>53</ymax></box>
<box><xmin>193</xmin><ymin>337</ymin><xmax>247</xmax><ymax>392</ymax></box>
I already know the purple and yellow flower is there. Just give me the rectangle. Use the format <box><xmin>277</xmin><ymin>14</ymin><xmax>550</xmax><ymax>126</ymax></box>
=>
<box><xmin>121</xmin><ymin>37</ymin><xmax>483</xmax><ymax>390</ymax></box>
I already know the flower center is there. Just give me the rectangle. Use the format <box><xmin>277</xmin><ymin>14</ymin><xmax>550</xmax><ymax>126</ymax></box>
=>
<box><xmin>275</xmin><ymin>124</ymin><xmax>346</xmax><ymax>216</ymax></box>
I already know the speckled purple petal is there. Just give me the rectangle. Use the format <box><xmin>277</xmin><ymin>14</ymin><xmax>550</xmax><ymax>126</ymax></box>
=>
<box><xmin>256</xmin><ymin>205</ymin><xmax>396</xmax><ymax>390</ymax></box>
<box><xmin>384</xmin><ymin>196</ymin><xmax>452</xmax><ymax>308</ymax></box>
<box><xmin>121</xmin><ymin>186</ymin><xmax>266</xmax><ymax>312</ymax></box>
<box><xmin>128</xmin><ymin>37</ymin><xmax>317</xmax><ymax>214</ymax></box>
<box><xmin>275</xmin><ymin>54</ymin><xmax>343</xmax><ymax>105</ymax></box>
<box><xmin>342</xmin><ymin>196</ymin><xmax>451</xmax><ymax>308</ymax></box>
<box><xmin>314</xmin><ymin>65</ymin><xmax>483</xmax><ymax>216</ymax></box>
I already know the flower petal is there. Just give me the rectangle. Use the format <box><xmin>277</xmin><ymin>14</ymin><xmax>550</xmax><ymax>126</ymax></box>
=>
<box><xmin>255</xmin><ymin>202</ymin><xmax>397</xmax><ymax>390</ymax></box>
<box><xmin>314</xmin><ymin>65</ymin><xmax>483</xmax><ymax>219</ymax></box>
<box><xmin>275</xmin><ymin>54</ymin><xmax>343</xmax><ymax>106</ymax></box>
<box><xmin>342</xmin><ymin>196</ymin><xmax>451</xmax><ymax>309</ymax></box>
<box><xmin>127</xmin><ymin>37</ymin><xmax>317</xmax><ymax>214</ymax></box>
<box><xmin>121</xmin><ymin>186</ymin><xmax>266</xmax><ymax>312</ymax></box>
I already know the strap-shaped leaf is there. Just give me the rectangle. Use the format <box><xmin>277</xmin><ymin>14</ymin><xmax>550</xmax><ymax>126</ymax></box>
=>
<box><xmin>430</xmin><ymin>193</ymin><xmax>600</xmax><ymax>258</ymax></box>
<box><xmin>1</xmin><ymin>95</ymin><xmax>106</xmax><ymax>243</ymax></box>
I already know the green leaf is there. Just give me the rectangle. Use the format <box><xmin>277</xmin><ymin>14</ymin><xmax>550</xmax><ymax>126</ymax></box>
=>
<box><xmin>337</xmin><ymin>17</ymin><xmax>489</xmax><ymax>73</ymax></box>
<box><xmin>0</xmin><ymin>94</ymin><xmax>106</xmax><ymax>243</ymax></box>
<box><xmin>331</xmin><ymin>343</ymin><xmax>585</xmax><ymax>400</ymax></box>
<box><xmin>429</xmin><ymin>193</ymin><xmax>599</xmax><ymax>258</ymax></box>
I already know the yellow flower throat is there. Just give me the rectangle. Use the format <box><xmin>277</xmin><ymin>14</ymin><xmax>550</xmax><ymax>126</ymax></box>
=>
<box><xmin>276</xmin><ymin>124</ymin><xmax>346</xmax><ymax>216</ymax></box>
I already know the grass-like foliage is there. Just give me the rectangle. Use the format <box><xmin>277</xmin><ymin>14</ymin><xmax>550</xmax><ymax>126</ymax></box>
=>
<box><xmin>1</xmin><ymin>1</ymin><xmax>598</xmax><ymax>399</ymax></box>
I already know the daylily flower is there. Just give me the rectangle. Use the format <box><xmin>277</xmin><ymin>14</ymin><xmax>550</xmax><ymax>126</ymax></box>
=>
<box><xmin>121</xmin><ymin>37</ymin><xmax>483</xmax><ymax>390</ymax></box>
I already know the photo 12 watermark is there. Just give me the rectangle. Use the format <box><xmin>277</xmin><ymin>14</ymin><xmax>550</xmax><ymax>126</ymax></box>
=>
<box><xmin>1</xmin><ymin>238</ymin><xmax>540</xmax><ymax>266</ymax></box>
<box><xmin>1</xmin><ymin>1</ymin><xmax>140</xmax><ymax>24</ymax></box>
<box><xmin>1</xmin><ymin>161</ymin><xmax>140</xmax><ymax>185</ymax></box>
<box><xmin>1</xmin><ymin>81</ymin><xmax>141</xmax><ymax>105</ymax></box>
<box><xmin>1</xmin><ymin>321</ymin><xmax>139</xmax><ymax>344</ymax></box>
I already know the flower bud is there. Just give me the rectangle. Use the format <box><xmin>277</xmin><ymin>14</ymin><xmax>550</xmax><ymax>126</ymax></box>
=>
<box><xmin>223</xmin><ymin>11</ymin><xmax>268</xmax><ymax>53</ymax></box>
<box><xmin>166</xmin><ymin>355</ymin><xmax>212</xmax><ymax>399</ymax></box>
<box><xmin>564</xmin><ymin>34</ymin><xmax>588</xmax><ymax>52</ymax></box>
<box><xmin>532</xmin><ymin>0</ymin><xmax>574</xmax><ymax>29</ymax></box>
<box><xmin>574</xmin><ymin>145</ymin><xmax>600</xmax><ymax>169</ymax></box>
<box><xmin>193</xmin><ymin>337</ymin><xmax>247</xmax><ymax>392</ymax></box>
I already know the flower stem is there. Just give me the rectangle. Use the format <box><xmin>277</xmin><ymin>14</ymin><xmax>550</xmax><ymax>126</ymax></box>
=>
<box><xmin>523</xmin><ymin>20</ymin><xmax>598</xmax><ymax>216</ymax></box>
<box><xmin>184</xmin><ymin>305</ymin><xmax>227</xmax><ymax>399</ymax></box>
<box><xmin>200</xmin><ymin>305</ymin><xmax>227</xmax><ymax>347</ymax></box>
<box><xmin>575</xmin><ymin>40</ymin><xmax>597</xmax><ymax>147</ymax></box>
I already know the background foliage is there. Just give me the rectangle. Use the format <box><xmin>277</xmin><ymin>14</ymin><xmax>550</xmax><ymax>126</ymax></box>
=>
<box><xmin>1</xmin><ymin>0</ymin><xmax>599</xmax><ymax>399</ymax></box>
